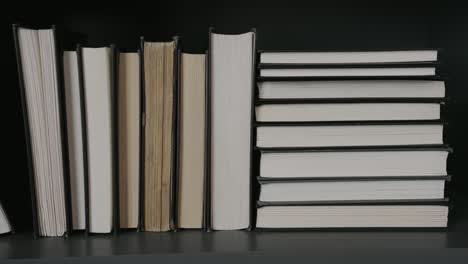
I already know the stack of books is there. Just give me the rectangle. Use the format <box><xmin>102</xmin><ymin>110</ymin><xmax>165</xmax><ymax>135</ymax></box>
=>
<box><xmin>12</xmin><ymin>23</ymin><xmax>453</xmax><ymax>235</ymax></box>
<box><xmin>255</xmin><ymin>50</ymin><xmax>451</xmax><ymax>229</ymax></box>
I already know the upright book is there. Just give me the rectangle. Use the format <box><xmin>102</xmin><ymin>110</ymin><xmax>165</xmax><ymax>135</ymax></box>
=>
<box><xmin>63</xmin><ymin>50</ymin><xmax>86</xmax><ymax>231</ymax></box>
<box><xmin>13</xmin><ymin>25</ymin><xmax>71</xmax><ymax>237</ymax></box>
<box><xmin>118</xmin><ymin>51</ymin><xmax>140</xmax><ymax>230</ymax></box>
<box><xmin>77</xmin><ymin>45</ymin><xmax>119</xmax><ymax>234</ymax></box>
<box><xmin>208</xmin><ymin>29</ymin><xmax>256</xmax><ymax>230</ymax></box>
<box><xmin>140</xmin><ymin>37</ymin><xmax>180</xmax><ymax>232</ymax></box>
<box><xmin>178</xmin><ymin>52</ymin><xmax>206</xmax><ymax>229</ymax></box>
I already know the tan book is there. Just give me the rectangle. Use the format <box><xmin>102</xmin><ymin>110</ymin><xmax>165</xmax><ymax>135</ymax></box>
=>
<box><xmin>118</xmin><ymin>52</ymin><xmax>140</xmax><ymax>229</ymax></box>
<box><xmin>143</xmin><ymin>40</ymin><xmax>176</xmax><ymax>232</ymax></box>
<box><xmin>178</xmin><ymin>53</ymin><xmax>206</xmax><ymax>229</ymax></box>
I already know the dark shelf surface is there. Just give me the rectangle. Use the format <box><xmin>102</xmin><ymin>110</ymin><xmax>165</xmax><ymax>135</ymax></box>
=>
<box><xmin>2</xmin><ymin>225</ymin><xmax>468</xmax><ymax>261</ymax></box>
<box><xmin>1</xmin><ymin>201</ymin><xmax>468</xmax><ymax>261</ymax></box>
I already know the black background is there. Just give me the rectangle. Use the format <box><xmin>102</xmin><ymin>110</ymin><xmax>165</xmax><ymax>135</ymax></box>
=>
<box><xmin>2</xmin><ymin>1</ymin><xmax>468</xmax><ymax>232</ymax></box>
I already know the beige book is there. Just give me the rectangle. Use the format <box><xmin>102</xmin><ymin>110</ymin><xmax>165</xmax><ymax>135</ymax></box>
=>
<box><xmin>178</xmin><ymin>53</ymin><xmax>205</xmax><ymax>228</ymax></box>
<box><xmin>143</xmin><ymin>41</ymin><xmax>175</xmax><ymax>232</ymax></box>
<box><xmin>118</xmin><ymin>52</ymin><xmax>140</xmax><ymax>229</ymax></box>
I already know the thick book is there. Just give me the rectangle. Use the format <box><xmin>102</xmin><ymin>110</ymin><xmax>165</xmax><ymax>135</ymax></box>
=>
<box><xmin>13</xmin><ymin>25</ymin><xmax>71</xmax><ymax>237</ymax></box>
<box><xmin>259</xmin><ymin>50</ymin><xmax>438</xmax><ymax>64</ymax></box>
<box><xmin>140</xmin><ymin>37</ymin><xmax>179</xmax><ymax>232</ymax></box>
<box><xmin>118</xmin><ymin>51</ymin><xmax>140</xmax><ymax>230</ymax></box>
<box><xmin>255</xmin><ymin>101</ymin><xmax>442</xmax><ymax>122</ymax></box>
<box><xmin>63</xmin><ymin>51</ymin><xmax>86</xmax><ymax>231</ymax></box>
<box><xmin>178</xmin><ymin>53</ymin><xmax>206</xmax><ymax>229</ymax></box>
<box><xmin>256</xmin><ymin>203</ymin><xmax>448</xmax><ymax>229</ymax></box>
<box><xmin>258</xmin><ymin>80</ymin><xmax>445</xmax><ymax>99</ymax></box>
<box><xmin>259</xmin><ymin>146</ymin><xmax>450</xmax><ymax>178</ymax></box>
<box><xmin>256</xmin><ymin>123</ymin><xmax>444</xmax><ymax>147</ymax></box>
<box><xmin>77</xmin><ymin>45</ymin><xmax>118</xmax><ymax>234</ymax></box>
<box><xmin>0</xmin><ymin>202</ymin><xmax>12</xmax><ymax>234</ymax></box>
<box><xmin>209</xmin><ymin>29</ymin><xmax>256</xmax><ymax>230</ymax></box>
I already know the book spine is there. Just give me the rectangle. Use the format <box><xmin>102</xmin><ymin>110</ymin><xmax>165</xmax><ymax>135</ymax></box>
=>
<box><xmin>171</xmin><ymin>36</ymin><xmax>181</xmax><ymax>232</ymax></box>
<box><xmin>257</xmin><ymin>175</ymin><xmax>452</xmax><ymax>184</ymax></box>
<box><xmin>256</xmin><ymin>97</ymin><xmax>446</xmax><ymax>105</ymax></box>
<box><xmin>138</xmin><ymin>37</ymin><xmax>146</xmax><ymax>232</ymax></box>
<box><xmin>258</xmin><ymin>61</ymin><xmax>440</xmax><ymax>69</ymax></box>
<box><xmin>254</xmin><ymin>120</ymin><xmax>446</xmax><ymax>127</ymax></box>
<box><xmin>204</xmin><ymin>28</ymin><xmax>213</xmax><ymax>232</ymax></box>
<box><xmin>111</xmin><ymin>44</ymin><xmax>120</xmax><ymax>235</ymax></box>
<box><xmin>258</xmin><ymin>75</ymin><xmax>443</xmax><ymax>82</ymax></box>
<box><xmin>257</xmin><ymin>198</ymin><xmax>450</xmax><ymax>208</ymax></box>
<box><xmin>248</xmin><ymin>28</ymin><xmax>257</xmax><ymax>232</ymax></box>
<box><xmin>257</xmin><ymin>144</ymin><xmax>453</xmax><ymax>153</ymax></box>
<box><xmin>75</xmin><ymin>44</ymin><xmax>90</xmax><ymax>235</ymax></box>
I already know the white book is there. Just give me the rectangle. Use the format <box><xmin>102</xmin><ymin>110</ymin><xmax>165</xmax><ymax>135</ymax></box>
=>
<box><xmin>260</xmin><ymin>150</ymin><xmax>448</xmax><ymax>178</ymax></box>
<box><xmin>210</xmin><ymin>31</ymin><xmax>254</xmax><ymax>230</ymax></box>
<box><xmin>82</xmin><ymin>47</ymin><xmax>113</xmax><ymax>233</ymax></box>
<box><xmin>118</xmin><ymin>52</ymin><xmax>140</xmax><ymax>229</ymax></box>
<box><xmin>63</xmin><ymin>51</ymin><xmax>86</xmax><ymax>231</ymax></box>
<box><xmin>256</xmin><ymin>205</ymin><xmax>448</xmax><ymax>228</ymax></box>
<box><xmin>256</xmin><ymin>103</ymin><xmax>440</xmax><ymax>122</ymax></box>
<box><xmin>260</xmin><ymin>50</ymin><xmax>438</xmax><ymax>64</ymax></box>
<box><xmin>0</xmin><ymin>203</ymin><xmax>12</xmax><ymax>234</ymax></box>
<box><xmin>258</xmin><ymin>80</ymin><xmax>445</xmax><ymax>99</ymax></box>
<box><xmin>256</xmin><ymin>124</ymin><xmax>443</xmax><ymax>147</ymax></box>
<box><xmin>259</xmin><ymin>180</ymin><xmax>446</xmax><ymax>202</ymax></box>
<box><xmin>17</xmin><ymin>27</ymin><xmax>67</xmax><ymax>237</ymax></box>
<box><xmin>260</xmin><ymin>67</ymin><xmax>436</xmax><ymax>77</ymax></box>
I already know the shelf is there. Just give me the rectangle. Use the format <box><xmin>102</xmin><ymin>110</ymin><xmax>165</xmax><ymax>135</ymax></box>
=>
<box><xmin>1</xmin><ymin>225</ymin><xmax>468</xmax><ymax>261</ymax></box>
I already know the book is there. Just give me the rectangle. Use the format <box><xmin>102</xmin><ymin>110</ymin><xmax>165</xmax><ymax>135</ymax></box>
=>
<box><xmin>256</xmin><ymin>124</ymin><xmax>443</xmax><ymax>147</ymax></box>
<box><xmin>14</xmin><ymin>26</ymin><xmax>69</xmax><ymax>237</ymax></box>
<box><xmin>0</xmin><ymin>203</ymin><xmax>12</xmax><ymax>234</ymax></box>
<box><xmin>258</xmin><ymin>80</ymin><xmax>445</xmax><ymax>99</ymax></box>
<box><xmin>259</xmin><ymin>179</ymin><xmax>446</xmax><ymax>202</ymax></box>
<box><xmin>118</xmin><ymin>52</ymin><xmax>140</xmax><ymax>229</ymax></box>
<box><xmin>63</xmin><ymin>51</ymin><xmax>86</xmax><ymax>231</ymax></box>
<box><xmin>259</xmin><ymin>148</ymin><xmax>449</xmax><ymax>178</ymax></box>
<box><xmin>256</xmin><ymin>205</ymin><xmax>448</xmax><ymax>228</ymax></box>
<box><xmin>210</xmin><ymin>30</ymin><xmax>255</xmax><ymax>230</ymax></box>
<box><xmin>259</xmin><ymin>50</ymin><xmax>438</xmax><ymax>64</ymax></box>
<box><xmin>80</xmin><ymin>47</ymin><xmax>114</xmax><ymax>233</ymax></box>
<box><xmin>259</xmin><ymin>67</ymin><xmax>436</xmax><ymax>77</ymax></box>
<box><xmin>142</xmin><ymin>39</ymin><xmax>177</xmax><ymax>232</ymax></box>
<box><xmin>178</xmin><ymin>53</ymin><xmax>206</xmax><ymax>229</ymax></box>
<box><xmin>255</xmin><ymin>103</ymin><xmax>441</xmax><ymax>122</ymax></box>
